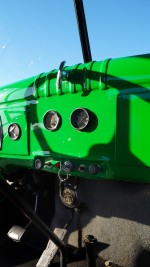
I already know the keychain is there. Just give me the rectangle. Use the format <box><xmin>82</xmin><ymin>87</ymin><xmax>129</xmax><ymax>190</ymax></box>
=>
<box><xmin>58</xmin><ymin>167</ymin><xmax>79</xmax><ymax>209</ymax></box>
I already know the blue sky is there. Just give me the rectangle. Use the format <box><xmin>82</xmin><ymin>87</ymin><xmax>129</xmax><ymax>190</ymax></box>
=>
<box><xmin>0</xmin><ymin>0</ymin><xmax>150</xmax><ymax>86</ymax></box>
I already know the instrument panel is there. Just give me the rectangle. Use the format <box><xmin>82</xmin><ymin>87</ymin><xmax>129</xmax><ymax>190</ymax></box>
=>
<box><xmin>43</xmin><ymin>110</ymin><xmax>61</xmax><ymax>131</ymax></box>
<box><xmin>0</xmin><ymin>55</ymin><xmax>149</xmax><ymax>182</ymax></box>
<box><xmin>70</xmin><ymin>108</ymin><xmax>90</xmax><ymax>131</ymax></box>
<box><xmin>8</xmin><ymin>123</ymin><xmax>21</xmax><ymax>140</ymax></box>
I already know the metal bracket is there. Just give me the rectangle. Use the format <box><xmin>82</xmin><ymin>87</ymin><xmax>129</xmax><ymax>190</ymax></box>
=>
<box><xmin>56</xmin><ymin>61</ymin><xmax>66</xmax><ymax>89</ymax></box>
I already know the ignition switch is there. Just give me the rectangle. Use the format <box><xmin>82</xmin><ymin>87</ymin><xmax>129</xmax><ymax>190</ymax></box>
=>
<box><xmin>62</xmin><ymin>161</ymin><xmax>73</xmax><ymax>173</ymax></box>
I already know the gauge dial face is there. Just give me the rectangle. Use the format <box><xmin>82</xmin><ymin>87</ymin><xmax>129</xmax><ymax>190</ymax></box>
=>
<box><xmin>8</xmin><ymin>123</ymin><xmax>21</xmax><ymax>140</ymax></box>
<box><xmin>43</xmin><ymin>110</ymin><xmax>60</xmax><ymax>131</ymax></box>
<box><xmin>71</xmin><ymin>108</ymin><xmax>90</xmax><ymax>130</ymax></box>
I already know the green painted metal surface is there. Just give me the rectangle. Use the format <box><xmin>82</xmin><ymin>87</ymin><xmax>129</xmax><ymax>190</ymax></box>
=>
<box><xmin>0</xmin><ymin>54</ymin><xmax>150</xmax><ymax>182</ymax></box>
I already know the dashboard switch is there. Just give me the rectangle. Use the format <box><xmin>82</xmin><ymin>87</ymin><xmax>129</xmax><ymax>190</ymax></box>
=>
<box><xmin>79</xmin><ymin>164</ymin><xmax>86</xmax><ymax>172</ymax></box>
<box><xmin>89</xmin><ymin>164</ymin><xmax>100</xmax><ymax>175</ymax></box>
<box><xmin>35</xmin><ymin>159</ymin><xmax>42</xmax><ymax>170</ymax></box>
<box><xmin>62</xmin><ymin>161</ymin><xmax>73</xmax><ymax>173</ymax></box>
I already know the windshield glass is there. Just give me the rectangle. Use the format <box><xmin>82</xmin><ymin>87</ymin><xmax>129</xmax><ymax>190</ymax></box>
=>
<box><xmin>0</xmin><ymin>0</ymin><xmax>149</xmax><ymax>86</ymax></box>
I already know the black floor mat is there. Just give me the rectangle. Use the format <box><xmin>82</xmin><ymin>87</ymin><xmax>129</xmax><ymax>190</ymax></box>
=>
<box><xmin>0</xmin><ymin>237</ymin><xmax>40</xmax><ymax>267</ymax></box>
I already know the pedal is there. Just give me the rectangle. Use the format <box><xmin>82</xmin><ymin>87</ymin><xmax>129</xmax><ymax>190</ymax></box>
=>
<box><xmin>7</xmin><ymin>225</ymin><xmax>26</xmax><ymax>242</ymax></box>
<box><xmin>36</xmin><ymin>227</ymin><xmax>67</xmax><ymax>267</ymax></box>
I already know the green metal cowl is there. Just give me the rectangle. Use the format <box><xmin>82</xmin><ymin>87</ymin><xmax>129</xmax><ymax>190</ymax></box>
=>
<box><xmin>0</xmin><ymin>54</ymin><xmax>150</xmax><ymax>183</ymax></box>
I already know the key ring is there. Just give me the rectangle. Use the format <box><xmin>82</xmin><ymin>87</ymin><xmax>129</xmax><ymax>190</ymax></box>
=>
<box><xmin>58</xmin><ymin>169</ymin><xmax>69</xmax><ymax>183</ymax></box>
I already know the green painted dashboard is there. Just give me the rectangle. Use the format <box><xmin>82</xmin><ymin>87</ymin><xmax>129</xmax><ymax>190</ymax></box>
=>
<box><xmin>0</xmin><ymin>54</ymin><xmax>150</xmax><ymax>183</ymax></box>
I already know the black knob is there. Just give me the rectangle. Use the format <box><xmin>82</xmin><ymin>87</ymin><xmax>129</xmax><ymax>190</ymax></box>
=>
<box><xmin>89</xmin><ymin>164</ymin><xmax>100</xmax><ymax>175</ymax></box>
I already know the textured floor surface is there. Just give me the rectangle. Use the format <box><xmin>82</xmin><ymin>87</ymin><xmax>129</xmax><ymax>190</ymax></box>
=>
<box><xmin>0</xmin><ymin>237</ymin><xmax>122</xmax><ymax>267</ymax></box>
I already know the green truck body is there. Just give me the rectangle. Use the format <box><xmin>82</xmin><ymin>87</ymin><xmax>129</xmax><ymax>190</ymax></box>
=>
<box><xmin>0</xmin><ymin>54</ymin><xmax>150</xmax><ymax>183</ymax></box>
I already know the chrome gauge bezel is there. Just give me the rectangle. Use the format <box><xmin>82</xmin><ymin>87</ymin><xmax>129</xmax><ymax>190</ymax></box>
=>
<box><xmin>8</xmin><ymin>123</ymin><xmax>21</xmax><ymax>141</ymax></box>
<box><xmin>43</xmin><ymin>110</ymin><xmax>61</xmax><ymax>131</ymax></box>
<box><xmin>70</xmin><ymin>107</ymin><xmax>90</xmax><ymax>131</ymax></box>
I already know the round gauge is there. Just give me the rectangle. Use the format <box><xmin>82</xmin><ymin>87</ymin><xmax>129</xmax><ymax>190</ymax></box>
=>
<box><xmin>71</xmin><ymin>108</ymin><xmax>90</xmax><ymax>130</ymax></box>
<box><xmin>8</xmin><ymin>123</ymin><xmax>21</xmax><ymax>140</ymax></box>
<box><xmin>43</xmin><ymin>110</ymin><xmax>61</xmax><ymax>131</ymax></box>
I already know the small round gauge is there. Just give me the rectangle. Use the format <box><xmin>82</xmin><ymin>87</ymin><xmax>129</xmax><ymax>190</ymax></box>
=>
<box><xmin>70</xmin><ymin>108</ymin><xmax>90</xmax><ymax>130</ymax></box>
<box><xmin>8</xmin><ymin>123</ymin><xmax>21</xmax><ymax>140</ymax></box>
<box><xmin>43</xmin><ymin>110</ymin><xmax>61</xmax><ymax>131</ymax></box>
